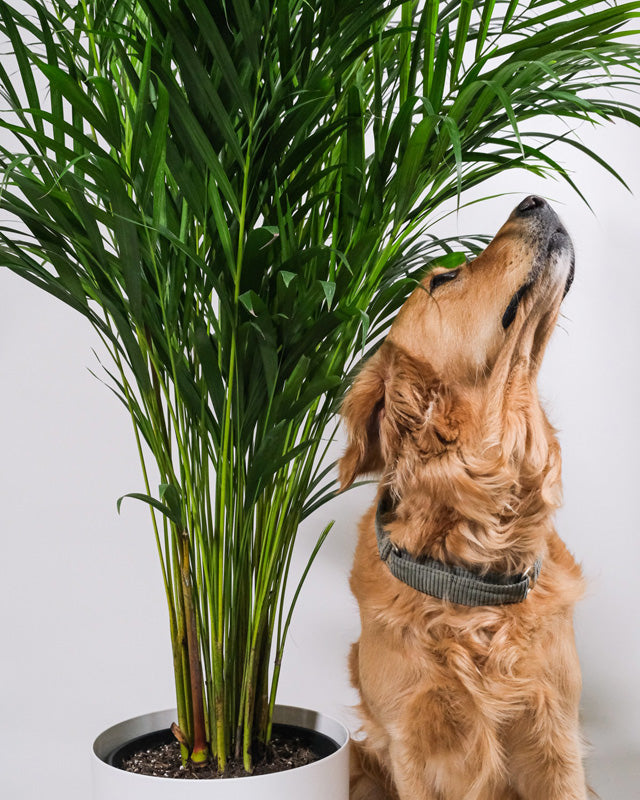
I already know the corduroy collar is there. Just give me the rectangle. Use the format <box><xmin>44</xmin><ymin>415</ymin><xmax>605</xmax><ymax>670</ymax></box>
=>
<box><xmin>375</xmin><ymin>498</ymin><xmax>541</xmax><ymax>607</ymax></box>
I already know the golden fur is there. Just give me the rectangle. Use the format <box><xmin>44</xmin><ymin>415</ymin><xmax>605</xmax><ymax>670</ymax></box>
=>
<box><xmin>340</xmin><ymin>198</ymin><xmax>587</xmax><ymax>800</ymax></box>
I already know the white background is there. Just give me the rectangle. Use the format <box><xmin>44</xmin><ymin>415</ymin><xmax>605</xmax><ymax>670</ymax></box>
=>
<box><xmin>1</xmin><ymin>50</ymin><xmax>640</xmax><ymax>800</ymax></box>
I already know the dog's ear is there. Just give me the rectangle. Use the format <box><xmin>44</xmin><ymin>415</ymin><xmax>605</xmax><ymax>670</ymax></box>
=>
<box><xmin>384</xmin><ymin>349</ymin><xmax>461</xmax><ymax>454</ymax></box>
<box><xmin>420</xmin><ymin>382</ymin><xmax>462</xmax><ymax>450</ymax></box>
<box><xmin>339</xmin><ymin>344</ymin><xmax>461</xmax><ymax>490</ymax></box>
<box><xmin>339</xmin><ymin>347</ymin><xmax>388</xmax><ymax>490</ymax></box>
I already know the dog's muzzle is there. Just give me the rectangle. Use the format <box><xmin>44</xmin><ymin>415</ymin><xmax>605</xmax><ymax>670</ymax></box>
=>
<box><xmin>502</xmin><ymin>196</ymin><xmax>574</xmax><ymax>329</ymax></box>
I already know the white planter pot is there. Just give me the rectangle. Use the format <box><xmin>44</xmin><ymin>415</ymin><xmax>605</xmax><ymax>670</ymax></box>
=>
<box><xmin>92</xmin><ymin>705</ymin><xmax>350</xmax><ymax>799</ymax></box>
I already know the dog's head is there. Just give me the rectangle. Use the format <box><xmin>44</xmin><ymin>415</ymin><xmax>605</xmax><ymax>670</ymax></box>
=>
<box><xmin>340</xmin><ymin>196</ymin><xmax>574</xmax><ymax>494</ymax></box>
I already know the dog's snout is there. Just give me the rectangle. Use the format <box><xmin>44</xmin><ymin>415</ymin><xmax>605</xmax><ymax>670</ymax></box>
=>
<box><xmin>516</xmin><ymin>195</ymin><xmax>547</xmax><ymax>216</ymax></box>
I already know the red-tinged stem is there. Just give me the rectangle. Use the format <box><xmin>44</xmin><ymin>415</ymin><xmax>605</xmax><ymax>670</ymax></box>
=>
<box><xmin>180</xmin><ymin>530</ymin><xmax>209</xmax><ymax>766</ymax></box>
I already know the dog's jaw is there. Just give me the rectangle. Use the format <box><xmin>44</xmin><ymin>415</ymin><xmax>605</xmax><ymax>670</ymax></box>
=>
<box><xmin>536</xmin><ymin>223</ymin><xmax>575</xmax><ymax>297</ymax></box>
<box><xmin>502</xmin><ymin>200</ymin><xmax>574</xmax><ymax>327</ymax></box>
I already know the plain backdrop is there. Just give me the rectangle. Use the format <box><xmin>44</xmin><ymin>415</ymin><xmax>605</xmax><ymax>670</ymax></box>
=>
<box><xmin>1</xmin><ymin>70</ymin><xmax>640</xmax><ymax>800</ymax></box>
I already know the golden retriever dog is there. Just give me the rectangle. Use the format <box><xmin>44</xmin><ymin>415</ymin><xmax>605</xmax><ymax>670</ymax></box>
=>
<box><xmin>340</xmin><ymin>196</ymin><xmax>586</xmax><ymax>800</ymax></box>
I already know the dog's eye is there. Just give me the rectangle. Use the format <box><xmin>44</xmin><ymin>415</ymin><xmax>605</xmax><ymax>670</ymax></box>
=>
<box><xmin>430</xmin><ymin>269</ymin><xmax>459</xmax><ymax>293</ymax></box>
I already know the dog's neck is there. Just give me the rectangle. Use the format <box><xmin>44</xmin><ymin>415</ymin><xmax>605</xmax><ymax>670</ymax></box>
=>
<box><xmin>383</xmin><ymin>370</ymin><xmax>560</xmax><ymax>575</ymax></box>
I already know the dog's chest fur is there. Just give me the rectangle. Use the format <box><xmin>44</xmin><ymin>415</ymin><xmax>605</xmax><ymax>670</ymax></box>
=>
<box><xmin>349</xmin><ymin>504</ymin><xmax>584</xmax><ymax>761</ymax></box>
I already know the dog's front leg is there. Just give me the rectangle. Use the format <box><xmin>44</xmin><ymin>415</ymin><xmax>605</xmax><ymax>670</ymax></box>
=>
<box><xmin>385</xmin><ymin>742</ymin><xmax>441</xmax><ymax>800</ymax></box>
<box><xmin>508</xmin><ymin>717</ymin><xmax>587</xmax><ymax>800</ymax></box>
<box><xmin>384</xmin><ymin>686</ymin><xmax>510</xmax><ymax>800</ymax></box>
<box><xmin>511</xmin><ymin>746</ymin><xmax>587</xmax><ymax>800</ymax></box>
<box><xmin>350</xmin><ymin>739</ymin><xmax>399</xmax><ymax>800</ymax></box>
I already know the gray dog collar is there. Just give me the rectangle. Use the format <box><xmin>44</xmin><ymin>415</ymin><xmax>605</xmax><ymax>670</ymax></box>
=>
<box><xmin>375</xmin><ymin>499</ymin><xmax>541</xmax><ymax>607</ymax></box>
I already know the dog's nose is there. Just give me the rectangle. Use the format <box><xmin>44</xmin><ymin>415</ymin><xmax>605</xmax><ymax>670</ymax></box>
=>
<box><xmin>515</xmin><ymin>195</ymin><xmax>547</xmax><ymax>215</ymax></box>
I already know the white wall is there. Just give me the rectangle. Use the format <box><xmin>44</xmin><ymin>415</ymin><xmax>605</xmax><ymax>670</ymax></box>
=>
<box><xmin>1</xmin><ymin>77</ymin><xmax>639</xmax><ymax>800</ymax></box>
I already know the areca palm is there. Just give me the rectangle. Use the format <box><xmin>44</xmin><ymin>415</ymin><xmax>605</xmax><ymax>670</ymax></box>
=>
<box><xmin>1</xmin><ymin>0</ymin><xmax>639</xmax><ymax>774</ymax></box>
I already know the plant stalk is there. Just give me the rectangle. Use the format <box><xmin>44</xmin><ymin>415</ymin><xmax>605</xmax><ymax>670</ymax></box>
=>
<box><xmin>179</xmin><ymin>529</ymin><xmax>209</xmax><ymax>766</ymax></box>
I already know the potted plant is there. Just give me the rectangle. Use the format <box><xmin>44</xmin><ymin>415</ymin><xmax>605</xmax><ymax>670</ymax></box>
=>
<box><xmin>1</xmin><ymin>0</ymin><xmax>640</xmax><ymax>796</ymax></box>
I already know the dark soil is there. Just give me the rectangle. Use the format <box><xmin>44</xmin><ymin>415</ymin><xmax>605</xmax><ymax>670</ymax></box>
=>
<box><xmin>120</xmin><ymin>729</ymin><xmax>320</xmax><ymax>779</ymax></box>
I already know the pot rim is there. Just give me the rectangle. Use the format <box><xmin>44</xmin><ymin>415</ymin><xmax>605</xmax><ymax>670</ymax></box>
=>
<box><xmin>92</xmin><ymin>704</ymin><xmax>350</xmax><ymax>784</ymax></box>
